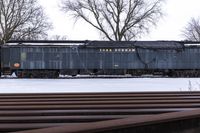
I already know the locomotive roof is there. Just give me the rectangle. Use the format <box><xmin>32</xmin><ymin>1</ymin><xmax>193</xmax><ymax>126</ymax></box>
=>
<box><xmin>4</xmin><ymin>40</ymin><xmax>200</xmax><ymax>49</ymax></box>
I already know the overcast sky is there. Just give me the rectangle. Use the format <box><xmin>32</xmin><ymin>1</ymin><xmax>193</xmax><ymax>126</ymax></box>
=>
<box><xmin>38</xmin><ymin>0</ymin><xmax>200</xmax><ymax>41</ymax></box>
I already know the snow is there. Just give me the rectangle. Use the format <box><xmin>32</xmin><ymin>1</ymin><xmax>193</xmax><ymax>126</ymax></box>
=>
<box><xmin>0</xmin><ymin>78</ymin><xmax>200</xmax><ymax>93</ymax></box>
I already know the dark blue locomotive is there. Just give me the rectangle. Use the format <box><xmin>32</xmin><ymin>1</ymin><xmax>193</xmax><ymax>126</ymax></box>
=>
<box><xmin>0</xmin><ymin>40</ymin><xmax>200</xmax><ymax>78</ymax></box>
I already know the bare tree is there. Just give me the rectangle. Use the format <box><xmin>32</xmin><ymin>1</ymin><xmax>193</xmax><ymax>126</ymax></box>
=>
<box><xmin>50</xmin><ymin>35</ymin><xmax>68</xmax><ymax>40</ymax></box>
<box><xmin>61</xmin><ymin>0</ymin><xmax>164</xmax><ymax>41</ymax></box>
<box><xmin>0</xmin><ymin>0</ymin><xmax>52</xmax><ymax>45</ymax></box>
<box><xmin>182</xmin><ymin>18</ymin><xmax>200</xmax><ymax>41</ymax></box>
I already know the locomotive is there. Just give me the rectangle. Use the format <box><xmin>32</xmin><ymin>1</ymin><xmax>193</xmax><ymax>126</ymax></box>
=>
<box><xmin>1</xmin><ymin>40</ymin><xmax>200</xmax><ymax>78</ymax></box>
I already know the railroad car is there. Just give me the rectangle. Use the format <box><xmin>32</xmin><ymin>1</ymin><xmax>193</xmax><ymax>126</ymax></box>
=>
<box><xmin>1</xmin><ymin>40</ymin><xmax>200</xmax><ymax>78</ymax></box>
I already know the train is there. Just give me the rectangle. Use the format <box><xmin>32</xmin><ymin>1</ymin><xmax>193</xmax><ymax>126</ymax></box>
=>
<box><xmin>1</xmin><ymin>40</ymin><xmax>200</xmax><ymax>78</ymax></box>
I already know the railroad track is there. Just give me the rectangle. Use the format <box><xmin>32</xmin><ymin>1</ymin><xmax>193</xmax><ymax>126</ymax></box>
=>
<box><xmin>1</xmin><ymin>92</ymin><xmax>200</xmax><ymax>133</ymax></box>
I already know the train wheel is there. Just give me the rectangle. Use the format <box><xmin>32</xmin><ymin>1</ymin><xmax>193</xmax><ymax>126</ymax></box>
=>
<box><xmin>71</xmin><ymin>70</ymin><xmax>78</xmax><ymax>77</ymax></box>
<box><xmin>15</xmin><ymin>71</ymin><xmax>23</xmax><ymax>78</ymax></box>
<box><xmin>29</xmin><ymin>74</ymin><xmax>34</xmax><ymax>78</ymax></box>
<box><xmin>53</xmin><ymin>71</ymin><xmax>59</xmax><ymax>78</ymax></box>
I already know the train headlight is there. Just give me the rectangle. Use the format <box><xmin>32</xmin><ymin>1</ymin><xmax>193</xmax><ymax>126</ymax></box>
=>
<box><xmin>14</xmin><ymin>63</ymin><xmax>20</xmax><ymax>68</ymax></box>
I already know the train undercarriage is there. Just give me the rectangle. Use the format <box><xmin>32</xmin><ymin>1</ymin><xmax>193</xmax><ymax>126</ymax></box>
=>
<box><xmin>1</xmin><ymin>69</ymin><xmax>200</xmax><ymax>78</ymax></box>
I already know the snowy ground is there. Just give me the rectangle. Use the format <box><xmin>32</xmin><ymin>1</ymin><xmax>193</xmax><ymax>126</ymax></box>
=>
<box><xmin>0</xmin><ymin>78</ymin><xmax>200</xmax><ymax>93</ymax></box>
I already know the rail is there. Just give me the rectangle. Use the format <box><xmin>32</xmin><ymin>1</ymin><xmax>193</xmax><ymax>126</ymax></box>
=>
<box><xmin>0</xmin><ymin>92</ymin><xmax>200</xmax><ymax>133</ymax></box>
